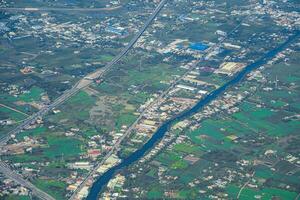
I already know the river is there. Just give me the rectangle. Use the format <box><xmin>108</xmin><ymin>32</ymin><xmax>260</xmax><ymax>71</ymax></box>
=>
<box><xmin>86</xmin><ymin>31</ymin><xmax>299</xmax><ymax>200</ymax></box>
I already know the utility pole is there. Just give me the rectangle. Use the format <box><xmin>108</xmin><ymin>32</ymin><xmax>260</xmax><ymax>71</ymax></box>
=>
<box><xmin>139</xmin><ymin>56</ymin><xmax>142</xmax><ymax>72</ymax></box>
<box><xmin>61</xmin><ymin>153</ymin><xmax>64</xmax><ymax>163</ymax></box>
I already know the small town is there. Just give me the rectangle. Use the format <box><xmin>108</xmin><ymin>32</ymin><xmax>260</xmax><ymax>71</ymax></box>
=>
<box><xmin>0</xmin><ymin>0</ymin><xmax>299</xmax><ymax>200</ymax></box>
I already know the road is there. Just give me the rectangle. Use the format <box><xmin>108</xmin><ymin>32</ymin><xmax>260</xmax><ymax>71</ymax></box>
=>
<box><xmin>0</xmin><ymin>87</ymin><xmax>80</xmax><ymax>146</ymax></box>
<box><xmin>0</xmin><ymin>0</ymin><xmax>168</xmax><ymax>147</ymax></box>
<box><xmin>68</xmin><ymin>0</ymin><xmax>169</xmax><ymax>199</ymax></box>
<box><xmin>69</xmin><ymin>13</ymin><xmax>247</xmax><ymax>200</ymax></box>
<box><xmin>0</xmin><ymin>103</ymin><xmax>29</xmax><ymax>117</ymax></box>
<box><xmin>0</xmin><ymin>6</ymin><xmax>121</xmax><ymax>12</ymax></box>
<box><xmin>0</xmin><ymin>162</ymin><xmax>55</xmax><ymax>200</ymax></box>
<box><xmin>0</xmin><ymin>0</ymin><xmax>168</xmax><ymax>199</ymax></box>
<box><xmin>237</xmin><ymin>172</ymin><xmax>255</xmax><ymax>199</ymax></box>
<box><xmin>68</xmin><ymin>66</ymin><xmax>193</xmax><ymax>200</ymax></box>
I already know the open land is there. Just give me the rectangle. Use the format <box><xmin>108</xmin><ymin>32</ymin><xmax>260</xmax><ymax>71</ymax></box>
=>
<box><xmin>0</xmin><ymin>0</ymin><xmax>299</xmax><ymax>199</ymax></box>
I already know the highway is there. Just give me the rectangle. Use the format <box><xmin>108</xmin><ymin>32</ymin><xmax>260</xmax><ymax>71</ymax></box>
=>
<box><xmin>0</xmin><ymin>6</ymin><xmax>121</xmax><ymax>12</ymax></box>
<box><xmin>0</xmin><ymin>87</ymin><xmax>80</xmax><ymax>146</ymax></box>
<box><xmin>0</xmin><ymin>0</ymin><xmax>169</xmax><ymax>199</ymax></box>
<box><xmin>71</xmin><ymin>17</ymin><xmax>248</xmax><ymax>199</ymax></box>
<box><xmin>68</xmin><ymin>0</ymin><xmax>169</xmax><ymax>199</ymax></box>
<box><xmin>0</xmin><ymin>0</ymin><xmax>168</xmax><ymax>147</ymax></box>
<box><xmin>68</xmin><ymin>67</ymin><xmax>192</xmax><ymax>200</ymax></box>
<box><xmin>69</xmin><ymin>11</ymin><xmax>246</xmax><ymax>200</ymax></box>
<box><xmin>91</xmin><ymin>0</ymin><xmax>169</xmax><ymax>79</ymax></box>
<box><xmin>0</xmin><ymin>162</ymin><xmax>55</xmax><ymax>200</ymax></box>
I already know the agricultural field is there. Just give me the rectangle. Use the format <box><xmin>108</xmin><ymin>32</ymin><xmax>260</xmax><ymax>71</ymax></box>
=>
<box><xmin>0</xmin><ymin>0</ymin><xmax>299</xmax><ymax>199</ymax></box>
<box><xmin>114</xmin><ymin>44</ymin><xmax>300</xmax><ymax>200</ymax></box>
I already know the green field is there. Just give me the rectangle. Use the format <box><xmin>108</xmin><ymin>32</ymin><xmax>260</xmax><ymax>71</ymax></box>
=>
<box><xmin>0</xmin><ymin>106</ymin><xmax>27</xmax><ymax>121</ymax></box>
<box><xmin>173</xmin><ymin>143</ymin><xmax>197</xmax><ymax>154</ymax></box>
<box><xmin>49</xmin><ymin>90</ymin><xmax>96</xmax><ymax>122</ymax></box>
<box><xmin>8</xmin><ymin>135</ymin><xmax>84</xmax><ymax>163</ymax></box>
<box><xmin>33</xmin><ymin>179</ymin><xmax>67</xmax><ymax>200</ymax></box>
<box><xmin>16</xmin><ymin>126</ymin><xmax>46</xmax><ymax>140</ymax></box>
<box><xmin>43</xmin><ymin>136</ymin><xmax>83</xmax><ymax>159</ymax></box>
<box><xmin>19</xmin><ymin>86</ymin><xmax>44</xmax><ymax>103</ymax></box>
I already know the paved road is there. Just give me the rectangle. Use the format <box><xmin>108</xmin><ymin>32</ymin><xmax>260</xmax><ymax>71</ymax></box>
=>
<box><xmin>69</xmin><ymin>17</ymin><xmax>247</xmax><ymax>199</ymax></box>
<box><xmin>0</xmin><ymin>0</ymin><xmax>167</xmax><ymax>147</ymax></box>
<box><xmin>68</xmin><ymin>0</ymin><xmax>169</xmax><ymax>199</ymax></box>
<box><xmin>0</xmin><ymin>103</ymin><xmax>29</xmax><ymax>117</ymax></box>
<box><xmin>0</xmin><ymin>0</ymin><xmax>169</xmax><ymax>199</ymax></box>
<box><xmin>0</xmin><ymin>6</ymin><xmax>120</xmax><ymax>12</ymax></box>
<box><xmin>0</xmin><ymin>162</ymin><xmax>55</xmax><ymax>200</ymax></box>
<box><xmin>237</xmin><ymin>172</ymin><xmax>255</xmax><ymax>199</ymax></box>
<box><xmin>0</xmin><ymin>87</ymin><xmax>80</xmax><ymax>146</ymax></box>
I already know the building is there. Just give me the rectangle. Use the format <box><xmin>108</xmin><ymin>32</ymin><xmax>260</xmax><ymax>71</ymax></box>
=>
<box><xmin>176</xmin><ymin>84</ymin><xmax>196</xmax><ymax>91</ymax></box>
<box><xmin>215</xmin><ymin>62</ymin><xmax>246</xmax><ymax>76</ymax></box>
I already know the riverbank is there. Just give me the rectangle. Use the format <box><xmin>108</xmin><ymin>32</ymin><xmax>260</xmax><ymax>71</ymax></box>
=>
<box><xmin>86</xmin><ymin>31</ymin><xmax>299</xmax><ymax>200</ymax></box>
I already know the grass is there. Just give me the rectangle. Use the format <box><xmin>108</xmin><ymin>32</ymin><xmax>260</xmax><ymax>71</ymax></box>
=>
<box><xmin>16</xmin><ymin>126</ymin><xmax>46</xmax><ymax>140</ymax></box>
<box><xmin>0</xmin><ymin>92</ymin><xmax>18</xmax><ymax>103</ymax></box>
<box><xmin>270</xmin><ymin>100</ymin><xmax>286</xmax><ymax>108</ymax></box>
<box><xmin>124</xmin><ymin>103</ymin><xmax>135</xmax><ymax>111</ymax></box>
<box><xmin>261</xmin><ymin>188</ymin><xmax>298</xmax><ymax>199</ymax></box>
<box><xmin>238</xmin><ymin>187</ymin><xmax>298</xmax><ymax>200</ymax></box>
<box><xmin>171</xmin><ymin>160</ymin><xmax>189</xmax><ymax>169</ymax></box>
<box><xmin>84</xmin><ymin>128</ymin><xmax>101</xmax><ymax>137</ymax></box>
<box><xmin>232</xmin><ymin>101</ymin><xmax>299</xmax><ymax>137</ymax></box>
<box><xmin>124</xmin><ymin>91</ymin><xmax>150</xmax><ymax>105</ymax></box>
<box><xmin>178</xmin><ymin>189</ymin><xmax>198</xmax><ymax>199</ymax></box>
<box><xmin>8</xmin><ymin>135</ymin><xmax>84</xmax><ymax>162</ymax></box>
<box><xmin>95</xmin><ymin>82</ymin><xmax>122</xmax><ymax>95</ymax></box>
<box><xmin>255</xmin><ymin>167</ymin><xmax>275</xmax><ymax>179</ymax></box>
<box><xmin>98</xmin><ymin>54</ymin><xmax>114</xmax><ymax>62</ymax></box>
<box><xmin>146</xmin><ymin>168</ymin><xmax>157</xmax><ymax>178</ymax></box>
<box><xmin>7</xmin><ymin>154</ymin><xmax>45</xmax><ymax>163</ymax></box>
<box><xmin>0</xmin><ymin>106</ymin><xmax>27</xmax><ymax>121</ymax></box>
<box><xmin>50</xmin><ymin>91</ymin><xmax>96</xmax><ymax>122</ymax></box>
<box><xmin>115</xmin><ymin>113</ymin><xmax>137</xmax><ymax>129</ymax></box>
<box><xmin>187</xmin><ymin>119</ymin><xmax>225</xmax><ymax>145</ymax></box>
<box><xmin>43</xmin><ymin>136</ymin><xmax>83</xmax><ymax>159</ymax></box>
<box><xmin>121</xmin><ymin>63</ymin><xmax>185</xmax><ymax>93</ymax></box>
<box><xmin>173</xmin><ymin>143</ymin><xmax>197</xmax><ymax>154</ymax></box>
<box><xmin>226</xmin><ymin>184</ymin><xmax>240</xmax><ymax>197</ymax></box>
<box><xmin>157</xmin><ymin>151</ymin><xmax>181</xmax><ymax>166</ymax></box>
<box><xmin>3</xmin><ymin>195</ymin><xmax>31</xmax><ymax>200</ymax></box>
<box><xmin>19</xmin><ymin>86</ymin><xmax>44</xmax><ymax>102</ymax></box>
<box><xmin>68</xmin><ymin>90</ymin><xmax>95</xmax><ymax>106</ymax></box>
<box><xmin>146</xmin><ymin>187</ymin><xmax>163</xmax><ymax>199</ymax></box>
<box><xmin>33</xmin><ymin>179</ymin><xmax>67</xmax><ymax>200</ymax></box>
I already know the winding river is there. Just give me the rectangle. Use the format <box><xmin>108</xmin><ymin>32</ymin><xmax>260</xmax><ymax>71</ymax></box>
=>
<box><xmin>87</xmin><ymin>31</ymin><xmax>299</xmax><ymax>200</ymax></box>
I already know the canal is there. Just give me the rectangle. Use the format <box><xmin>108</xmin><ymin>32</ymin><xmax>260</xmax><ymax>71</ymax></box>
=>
<box><xmin>87</xmin><ymin>32</ymin><xmax>299</xmax><ymax>200</ymax></box>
